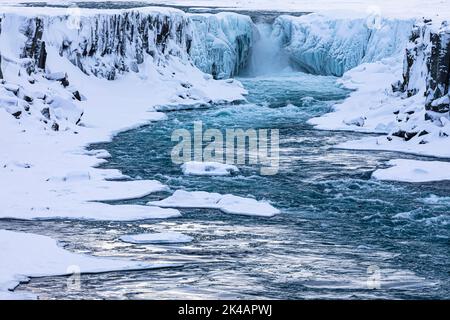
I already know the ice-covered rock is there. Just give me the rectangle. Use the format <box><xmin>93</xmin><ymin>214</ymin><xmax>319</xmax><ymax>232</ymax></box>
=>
<box><xmin>395</xmin><ymin>20</ymin><xmax>450</xmax><ymax>116</ymax></box>
<box><xmin>181</xmin><ymin>161</ymin><xmax>239</xmax><ymax>176</ymax></box>
<box><xmin>1</xmin><ymin>8</ymin><xmax>254</xmax><ymax>82</ymax></box>
<box><xmin>21</xmin><ymin>8</ymin><xmax>192</xmax><ymax>80</ymax></box>
<box><xmin>120</xmin><ymin>232</ymin><xmax>193</xmax><ymax>244</ymax></box>
<box><xmin>189</xmin><ymin>12</ymin><xmax>254</xmax><ymax>79</ymax></box>
<box><xmin>0</xmin><ymin>229</ymin><xmax>178</xmax><ymax>299</ymax></box>
<box><xmin>273</xmin><ymin>14</ymin><xmax>413</xmax><ymax>76</ymax></box>
<box><xmin>148</xmin><ymin>190</ymin><xmax>280</xmax><ymax>217</ymax></box>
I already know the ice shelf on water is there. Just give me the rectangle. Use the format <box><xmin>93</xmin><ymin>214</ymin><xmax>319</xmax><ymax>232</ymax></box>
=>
<box><xmin>0</xmin><ymin>229</ymin><xmax>179</xmax><ymax>299</ymax></box>
<box><xmin>148</xmin><ymin>190</ymin><xmax>281</xmax><ymax>217</ymax></box>
<box><xmin>373</xmin><ymin>159</ymin><xmax>450</xmax><ymax>183</ymax></box>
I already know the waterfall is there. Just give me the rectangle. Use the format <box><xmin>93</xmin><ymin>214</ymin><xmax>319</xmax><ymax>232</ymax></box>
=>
<box><xmin>243</xmin><ymin>23</ymin><xmax>290</xmax><ymax>76</ymax></box>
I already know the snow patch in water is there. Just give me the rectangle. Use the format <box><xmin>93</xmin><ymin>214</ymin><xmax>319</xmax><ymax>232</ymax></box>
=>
<box><xmin>181</xmin><ymin>161</ymin><xmax>239</xmax><ymax>176</ymax></box>
<box><xmin>372</xmin><ymin>159</ymin><xmax>450</xmax><ymax>182</ymax></box>
<box><xmin>148</xmin><ymin>190</ymin><xmax>280</xmax><ymax>217</ymax></box>
<box><xmin>0</xmin><ymin>230</ymin><xmax>179</xmax><ymax>299</ymax></box>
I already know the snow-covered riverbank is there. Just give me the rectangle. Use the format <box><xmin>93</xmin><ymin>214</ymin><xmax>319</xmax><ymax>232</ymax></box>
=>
<box><xmin>309</xmin><ymin>18</ymin><xmax>450</xmax><ymax>183</ymax></box>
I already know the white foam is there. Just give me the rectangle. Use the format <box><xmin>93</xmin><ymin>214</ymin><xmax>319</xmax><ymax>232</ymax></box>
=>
<box><xmin>120</xmin><ymin>232</ymin><xmax>193</xmax><ymax>244</ymax></box>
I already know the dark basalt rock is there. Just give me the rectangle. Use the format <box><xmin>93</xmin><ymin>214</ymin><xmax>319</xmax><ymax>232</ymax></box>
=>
<box><xmin>12</xmin><ymin>111</ymin><xmax>22</xmax><ymax>119</ymax></box>
<box><xmin>395</xmin><ymin>19</ymin><xmax>450</xmax><ymax>117</ymax></box>
<box><xmin>425</xmin><ymin>22</ymin><xmax>450</xmax><ymax>113</ymax></box>
<box><xmin>76</xmin><ymin>112</ymin><xmax>84</xmax><ymax>125</ymax></box>
<box><xmin>41</xmin><ymin>107</ymin><xmax>50</xmax><ymax>120</ymax></box>
<box><xmin>391</xmin><ymin>130</ymin><xmax>418</xmax><ymax>141</ymax></box>
<box><xmin>60</xmin><ymin>76</ymin><xmax>70</xmax><ymax>88</ymax></box>
<box><xmin>0</xmin><ymin>54</ymin><xmax>3</xmax><ymax>80</ymax></box>
<box><xmin>72</xmin><ymin>91</ymin><xmax>82</xmax><ymax>101</ymax></box>
<box><xmin>21</xmin><ymin>18</ymin><xmax>47</xmax><ymax>73</ymax></box>
<box><xmin>45</xmin><ymin>72</ymin><xmax>70</xmax><ymax>87</ymax></box>
<box><xmin>38</xmin><ymin>41</ymin><xmax>47</xmax><ymax>70</ymax></box>
<box><xmin>51</xmin><ymin>122</ymin><xmax>59</xmax><ymax>131</ymax></box>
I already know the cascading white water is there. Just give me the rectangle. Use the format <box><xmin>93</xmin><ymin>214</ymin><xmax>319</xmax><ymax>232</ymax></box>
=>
<box><xmin>244</xmin><ymin>23</ymin><xmax>291</xmax><ymax>76</ymax></box>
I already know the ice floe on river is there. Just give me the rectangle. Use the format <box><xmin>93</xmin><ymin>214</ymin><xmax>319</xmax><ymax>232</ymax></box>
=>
<box><xmin>181</xmin><ymin>161</ymin><xmax>239</xmax><ymax>176</ymax></box>
<box><xmin>148</xmin><ymin>190</ymin><xmax>281</xmax><ymax>217</ymax></box>
<box><xmin>372</xmin><ymin>159</ymin><xmax>450</xmax><ymax>183</ymax></box>
<box><xmin>0</xmin><ymin>230</ymin><xmax>179</xmax><ymax>299</ymax></box>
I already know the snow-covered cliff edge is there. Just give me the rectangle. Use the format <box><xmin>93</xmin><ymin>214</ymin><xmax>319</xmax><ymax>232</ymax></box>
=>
<box><xmin>273</xmin><ymin>14</ymin><xmax>414</xmax><ymax>76</ymax></box>
<box><xmin>190</xmin><ymin>12</ymin><xmax>254</xmax><ymax>79</ymax></box>
<box><xmin>394</xmin><ymin>20</ymin><xmax>450</xmax><ymax>118</ymax></box>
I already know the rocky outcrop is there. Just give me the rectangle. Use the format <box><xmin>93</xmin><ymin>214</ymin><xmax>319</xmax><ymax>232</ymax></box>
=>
<box><xmin>394</xmin><ymin>20</ymin><xmax>450</xmax><ymax>119</ymax></box>
<box><xmin>0</xmin><ymin>54</ymin><xmax>3</xmax><ymax>80</ymax></box>
<box><xmin>44</xmin><ymin>9</ymin><xmax>192</xmax><ymax>80</ymax></box>
<box><xmin>21</xmin><ymin>18</ymin><xmax>47</xmax><ymax>73</ymax></box>
<box><xmin>425</xmin><ymin>22</ymin><xmax>450</xmax><ymax>114</ymax></box>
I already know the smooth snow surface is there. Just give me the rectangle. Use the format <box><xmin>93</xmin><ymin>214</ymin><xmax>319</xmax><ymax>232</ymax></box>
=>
<box><xmin>120</xmin><ymin>232</ymin><xmax>193</xmax><ymax>244</ymax></box>
<box><xmin>0</xmin><ymin>230</ymin><xmax>177</xmax><ymax>299</ymax></box>
<box><xmin>189</xmin><ymin>12</ymin><xmax>254</xmax><ymax>78</ymax></box>
<box><xmin>148</xmin><ymin>190</ymin><xmax>281</xmax><ymax>217</ymax></box>
<box><xmin>373</xmin><ymin>159</ymin><xmax>450</xmax><ymax>183</ymax></box>
<box><xmin>181</xmin><ymin>161</ymin><xmax>239</xmax><ymax>176</ymax></box>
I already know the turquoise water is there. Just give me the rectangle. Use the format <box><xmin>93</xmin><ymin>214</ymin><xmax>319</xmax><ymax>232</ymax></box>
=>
<box><xmin>7</xmin><ymin>73</ymin><xmax>449</xmax><ymax>299</ymax></box>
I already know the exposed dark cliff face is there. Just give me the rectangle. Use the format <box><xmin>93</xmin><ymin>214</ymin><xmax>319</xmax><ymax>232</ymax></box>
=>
<box><xmin>426</xmin><ymin>23</ymin><xmax>450</xmax><ymax>113</ymax></box>
<box><xmin>12</xmin><ymin>10</ymin><xmax>254</xmax><ymax>81</ymax></box>
<box><xmin>0</xmin><ymin>54</ymin><xmax>3</xmax><ymax>80</ymax></box>
<box><xmin>20</xmin><ymin>18</ymin><xmax>47</xmax><ymax>73</ymax></box>
<box><xmin>50</xmin><ymin>11</ymin><xmax>192</xmax><ymax>80</ymax></box>
<box><xmin>394</xmin><ymin>20</ymin><xmax>450</xmax><ymax>119</ymax></box>
<box><xmin>2</xmin><ymin>10</ymin><xmax>193</xmax><ymax>80</ymax></box>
